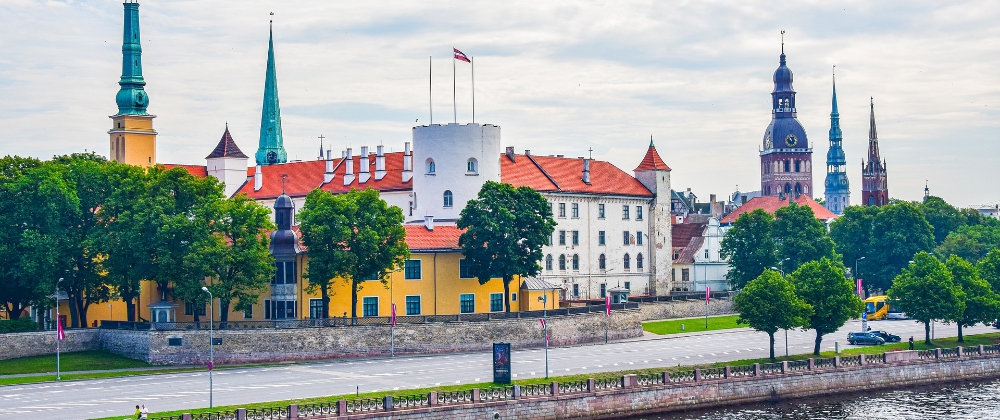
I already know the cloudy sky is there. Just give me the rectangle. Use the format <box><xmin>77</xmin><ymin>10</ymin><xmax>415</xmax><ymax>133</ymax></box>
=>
<box><xmin>1</xmin><ymin>0</ymin><xmax>998</xmax><ymax>207</ymax></box>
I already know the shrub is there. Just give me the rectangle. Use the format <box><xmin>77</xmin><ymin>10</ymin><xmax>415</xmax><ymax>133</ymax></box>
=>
<box><xmin>0</xmin><ymin>318</ymin><xmax>40</xmax><ymax>333</ymax></box>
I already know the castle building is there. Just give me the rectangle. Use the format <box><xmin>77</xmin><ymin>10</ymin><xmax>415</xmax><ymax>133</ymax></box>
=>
<box><xmin>759</xmin><ymin>45</ymin><xmax>813</xmax><ymax>198</ymax></box>
<box><xmin>108</xmin><ymin>1</ymin><xmax>156</xmax><ymax>167</ymax></box>
<box><xmin>84</xmin><ymin>2</ymin><xmax>676</xmax><ymax>324</ymax></box>
<box><xmin>824</xmin><ymin>72</ymin><xmax>850</xmax><ymax>214</ymax></box>
<box><xmin>861</xmin><ymin>99</ymin><xmax>889</xmax><ymax>206</ymax></box>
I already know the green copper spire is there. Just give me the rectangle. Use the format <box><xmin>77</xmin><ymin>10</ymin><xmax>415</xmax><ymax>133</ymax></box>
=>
<box><xmin>115</xmin><ymin>2</ymin><xmax>149</xmax><ymax>115</ymax></box>
<box><xmin>255</xmin><ymin>20</ymin><xmax>287</xmax><ymax>166</ymax></box>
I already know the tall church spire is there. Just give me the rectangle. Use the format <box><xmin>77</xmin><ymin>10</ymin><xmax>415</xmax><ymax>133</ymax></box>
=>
<box><xmin>824</xmin><ymin>68</ymin><xmax>849</xmax><ymax>214</ymax></box>
<box><xmin>255</xmin><ymin>18</ymin><xmax>287</xmax><ymax>166</ymax></box>
<box><xmin>862</xmin><ymin>98</ymin><xmax>889</xmax><ymax>206</ymax></box>
<box><xmin>115</xmin><ymin>1</ymin><xmax>149</xmax><ymax>115</ymax></box>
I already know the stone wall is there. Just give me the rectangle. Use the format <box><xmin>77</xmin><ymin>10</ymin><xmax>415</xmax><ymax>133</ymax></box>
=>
<box><xmin>113</xmin><ymin>310</ymin><xmax>643</xmax><ymax>365</ymax></box>
<box><xmin>262</xmin><ymin>350</ymin><xmax>1000</xmax><ymax>420</ymax></box>
<box><xmin>0</xmin><ymin>329</ymin><xmax>100</xmax><ymax>361</ymax></box>
<box><xmin>636</xmin><ymin>297</ymin><xmax>733</xmax><ymax>321</ymax></box>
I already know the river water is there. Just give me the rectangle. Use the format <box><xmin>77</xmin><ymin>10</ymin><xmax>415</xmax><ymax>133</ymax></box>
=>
<box><xmin>626</xmin><ymin>379</ymin><xmax>1000</xmax><ymax>419</ymax></box>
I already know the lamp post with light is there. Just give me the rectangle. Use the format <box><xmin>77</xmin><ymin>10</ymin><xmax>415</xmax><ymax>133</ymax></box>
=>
<box><xmin>201</xmin><ymin>286</ymin><xmax>214</xmax><ymax>408</ymax></box>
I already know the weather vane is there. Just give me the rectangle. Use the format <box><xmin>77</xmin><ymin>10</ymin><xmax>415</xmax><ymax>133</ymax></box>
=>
<box><xmin>781</xmin><ymin>30</ymin><xmax>785</xmax><ymax>53</ymax></box>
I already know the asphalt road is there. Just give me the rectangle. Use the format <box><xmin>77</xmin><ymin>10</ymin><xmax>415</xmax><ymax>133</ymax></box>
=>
<box><xmin>1</xmin><ymin>318</ymin><xmax>994</xmax><ymax>420</ymax></box>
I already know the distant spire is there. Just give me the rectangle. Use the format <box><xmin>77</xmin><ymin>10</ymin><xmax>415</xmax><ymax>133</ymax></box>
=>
<box><xmin>255</xmin><ymin>13</ymin><xmax>287</xmax><ymax>166</ymax></box>
<box><xmin>115</xmin><ymin>2</ymin><xmax>149</xmax><ymax>115</ymax></box>
<box><xmin>318</xmin><ymin>134</ymin><xmax>325</xmax><ymax>160</ymax></box>
<box><xmin>781</xmin><ymin>30</ymin><xmax>785</xmax><ymax>54</ymax></box>
<box><xmin>650</xmin><ymin>134</ymin><xmax>654</xmax><ymax>147</ymax></box>
<box><xmin>869</xmin><ymin>97</ymin><xmax>878</xmax><ymax>141</ymax></box>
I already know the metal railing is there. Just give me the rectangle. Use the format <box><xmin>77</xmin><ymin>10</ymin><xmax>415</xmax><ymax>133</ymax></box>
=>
<box><xmin>985</xmin><ymin>345</ymin><xmax>1000</xmax><ymax>355</ymax></box>
<box><xmin>191</xmin><ymin>411</ymin><xmax>237</xmax><ymax>420</ymax></box>
<box><xmin>760</xmin><ymin>362</ymin><xmax>783</xmax><ymax>374</ymax></box>
<box><xmin>786</xmin><ymin>360</ymin><xmax>809</xmax><ymax>372</ymax></box>
<box><xmin>637</xmin><ymin>373</ymin><xmax>662</xmax><ymax>386</ymax></box>
<box><xmin>963</xmin><ymin>346</ymin><xmax>980</xmax><ymax>356</ymax></box>
<box><xmin>594</xmin><ymin>377</ymin><xmax>623</xmax><ymax>390</ymax></box>
<box><xmin>840</xmin><ymin>355</ymin><xmax>861</xmax><ymax>367</ymax></box>
<box><xmin>345</xmin><ymin>398</ymin><xmax>383</xmax><ymax>413</ymax></box>
<box><xmin>438</xmin><ymin>389</ymin><xmax>473</xmax><ymax>404</ymax></box>
<box><xmin>865</xmin><ymin>354</ymin><xmax>884</xmax><ymax>364</ymax></box>
<box><xmin>668</xmin><ymin>370</ymin><xmax>695</xmax><ymax>383</ymax></box>
<box><xmin>481</xmin><ymin>386</ymin><xmax>514</xmax><ymax>401</ymax></box>
<box><xmin>940</xmin><ymin>347</ymin><xmax>959</xmax><ymax>358</ymax></box>
<box><xmin>561</xmin><ymin>380</ymin><xmax>590</xmax><ymax>393</ymax></box>
<box><xmin>730</xmin><ymin>364</ymin><xmax>755</xmax><ymax>377</ymax></box>
<box><xmin>814</xmin><ymin>357</ymin><xmax>836</xmax><ymax>370</ymax></box>
<box><xmin>520</xmin><ymin>383</ymin><xmax>552</xmax><ymax>397</ymax></box>
<box><xmin>701</xmin><ymin>367</ymin><xmax>726</xmax><ymax>379</ymax></box>
<box><xmin>294</xmin><ymin>403</ymin><xmax>333</xmax><ymax>418</ymax></box>
<box><xmin>394</xmin><ymin>393</ymin><xmax>429</xmax><ymax>409</ymax></box>
<box><xmin>918</xmin><ymin>349</ymin><xmax>936</xmax><ymax>360</ymax></box>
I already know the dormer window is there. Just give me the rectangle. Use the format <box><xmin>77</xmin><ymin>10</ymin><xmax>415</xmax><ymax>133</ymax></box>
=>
<box><xmin>426</xmin><ymin>158</ymin><xmax>436</xmax><ymax>174</ymax></box>
<box><xmin>467</xmin><ymin>158</ymin><xmax>478</xmax><ymax>174</ymax></box>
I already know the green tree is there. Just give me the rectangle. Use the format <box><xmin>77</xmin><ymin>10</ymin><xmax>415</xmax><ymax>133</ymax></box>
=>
<box><xmin>789</xmin><ymin>258</ymin><xmax>863</xmax><ymax>355</ymax></box>
<box><xmin>869</xmin><ymin>202</ymin><xmax>935</xmax><ymax>294</ymax></box>
<box><xmin>299</xmin><ymin>190</ymin><xmax>352</xmax><ymax>319</ymax></box>
<box><xmin>772</xmin><ymin>203</ymin><xmax>837</xmax><ymax>273</ymax></box>
<box><xmin>720</xmin><ymin>209</ymin><xmax>776</xmax><ymax>290</ymax></box>
<box><xmin>919</xmin><ymin>196</ymin><xmax>966</xmax><ymax>245</ymax></box>
<box><xmin>191</xmin><ymin>195</ymin><xmax>276</xmax><ymax>325</ymax></box>
<box><xmin>733</xmin><ymin>270</ymin><xmax>811</xmax><ymax>361</ymax></box>
<box><xmin>829</xmin><ymin>205</ymin><xmax>879</xmax><ymax>280</ymax></box>
<box><xmin>300</xmin><ymin>189</ymin><xmax>408</xmax><ymax>319</ymax></box>
<box><xmin>888</xmin><ymin>251</ymin><xmax>965</xmax><ymax>344</ymax></box>
<box><xmin>457</xmin><ymin>181</ymin><xmax>556</xmax><ymax>312</ymax></box>
<box><xmin>945</xmin><ymin>255</ymin><xmax>1000</xmax><ymax>342</ymax></box>
<box><xmin>935</xmin><ymin>222</ymin><xmax>1000</xmax><ymax>263</ymax></box>
<box><xmin>978</xmin><ymin>249</ymin><xmax>1000</xmax><ymax>293</ymax></box>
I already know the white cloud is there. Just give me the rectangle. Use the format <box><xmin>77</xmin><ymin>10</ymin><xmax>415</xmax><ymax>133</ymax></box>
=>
<box><xmin>0</xmin><ymin>0</ymin><xmax>997</xmax><ymax>206</ymax></box>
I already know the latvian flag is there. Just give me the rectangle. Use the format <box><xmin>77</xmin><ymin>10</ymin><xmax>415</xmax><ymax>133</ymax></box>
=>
<box><xmin>56</xmin><ymin>318</ymin><xmax>65</xmax><ymax>341</ymax></box>
<box><xmin>454</xmin><ymin>48</ymin><xmax>470</xmax><ymax>63</ymax></box>
<box><xmin>539</xmin><ymin>319</ymin><xmax>549</xmax><ymax>346</ymax></box>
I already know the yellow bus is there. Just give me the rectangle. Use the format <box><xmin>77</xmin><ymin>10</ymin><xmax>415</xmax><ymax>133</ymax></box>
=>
<box><xmin>864</xmin><ymin>295</ymin><xmax>907</xmax><ymax>320</ymax></box>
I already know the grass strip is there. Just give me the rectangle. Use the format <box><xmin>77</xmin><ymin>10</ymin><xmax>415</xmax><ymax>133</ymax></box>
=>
<box><xmin>87</xmin><ymin>331</ymin><xmax>1000</xmax><ymax>420</ymax></box>
<box><xmin>0</xmin><ymin>350</ymin><xmax>151</xmax><ymax>375</ymax></box>
<box><xmin>642</xmin><ymin>314</ymin><xmax>742</xmax><ymax>335</ymax></box>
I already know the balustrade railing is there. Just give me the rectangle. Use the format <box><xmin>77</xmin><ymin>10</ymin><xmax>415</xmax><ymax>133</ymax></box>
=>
<box><xmin>438</xmin><ymin>389</ymin><xmax>474</xmax><ymax>404</ymax></box>
<box><xmin>760</xmin><ymin>362</ymin><xmax>783</xmax><ymax>374</ymax></box>
<box><xmin>637</xmin><ymin>373</ymin><xmax>662</xmax><ymax>386</ymax></box>
<box><xmin>394</xmin><ymin>393</ymin><xmax>429</xmax><ymax>408</ymax></box>
<box><xmin>294</xmin><ymin>402</ymin><xmax>333</xmax><ymax>418</ymax></box>
<box><xmin>520</xmin><ymin>383</ymin><xmax>553</xmax><ymax>397</ymax></box>
<box><xmin>786</xmin><ymin>360</ymin><xmax>809</xmax><ymax>372</ymax></box>
<box><xmin>729</xmin><ymin>364</ymin><xmax>755</xmax><ymax>377</ymax></box>
<box><xmin>561</xmin><ymin>380</ymin><xmax>590</xmax><ymax>393</ymax></box>
<box><xmin>345</xmin><ymin>398</ymin><xmax>384</xmax><ymax>413</ymax></box>
<box><xmin>668</xmin><ymin>370</ymin><xmax>695</xmax><ymax>383</ymax></box>
<box><xmin>814</xmin><ymin>357</ymin><xmax>836</xmax><ymax>370</ymax></box>
<box><xmin>481</xmin><ymin>386</ymin><xmax>514</xmax><ymax>401</ymax></box>
<box><xmin>701</xmin><ymin>367</ymin><xmax>726</xmax><ymax>379</ymax></box>
<box><xmin>594</xmin><ymin>377</ymin><xmax>624</xmax><ymax>390</ymax></box>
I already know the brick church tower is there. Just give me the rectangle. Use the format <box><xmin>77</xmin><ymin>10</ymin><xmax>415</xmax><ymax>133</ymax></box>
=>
<box><xmin>760</xmin><ymin>43</ymin><xmax>813</xmax><ymax>198</ymax></box>
<box><xmin>861</xmin><ymin>99</ymin><xmax>889</xmax><ymax>206</ymax></box>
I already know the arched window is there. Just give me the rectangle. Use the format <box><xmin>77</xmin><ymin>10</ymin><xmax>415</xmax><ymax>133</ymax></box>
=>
<box><xmin>545</xmin><ymin>254</ymin><xmax>553</xmax><ymax>271</ymax></box>
<box><xmin>558</xmin><ymin>255</ymin><xmax>566</xmax><ymax>271</ymax></box>
<box><xmin>784</xmin><ymin>160</ymin><xmax>790</xmax><ymax>172</ymax></box>
<box><xmin>572</xmin><ymin>254</ymin><xmax>579</xmax><ymax>271</ymax></box>
<box><xmin>426</xmin><ymin>158</ymin><xmax>436</xmax><ymax>174</ymax></box>
<box><xmin>869</xmin><ymin>196</ymin><xmax>875</xmax><ymax>206</ymax></box>
<box><xmin>637</xmin><ymin>253</ymin><xmax>644</xmax><ymax>270</ymax></box>
<box><xmin>623</xmin><ymin>253</ymin><xmax>631</xmax><ymax>270</ymax></box>
<box><xmin>599</xmin><ymin>254</ymin><xmax>606</xmax><ymax>270</ymax></box>
<box><xmin>784</xmin><ymin>183</ymin><xmax>792</xmax><ymax>194</ymax></box>
<box><xmin>443</xmin><ymin>190</ymin><xmax>453</xmax><ymax>207</ymax></box>
<box><xmin>467</xmin><ymin>158</ymin><xmax>478</xmax><ymax>173</ymax></box>
<box><xmin>794</xmin><ymin>160</ymin><xmax>801</xmax><ymax>172</ymax></box>
<box><xmin>794</xmin><ymin>183</ymin><xmax>802</xmax><ymax>195</ymax></box>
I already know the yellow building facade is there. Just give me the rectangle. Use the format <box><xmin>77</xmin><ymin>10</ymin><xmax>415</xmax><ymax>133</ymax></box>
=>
<box><xmin>108</xmin><ymin>114</ymin><xmax>157</xmax><ymax>167</ymax></box>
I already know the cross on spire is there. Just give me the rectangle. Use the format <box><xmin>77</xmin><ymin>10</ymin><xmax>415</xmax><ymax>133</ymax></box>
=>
<box><xmin>318</xmin><ymin>134</ymin><xmax>325</xmax><ymax>159</ymax></box>
<box><xmin>781</xmin><ymin>30</ymin><xmax>785</xmax><ymax>53</ymax></box>
<box><xmin>588</xmin><ymin>147</ymin><xmax>593</xmax><ymax>160</ymax></box>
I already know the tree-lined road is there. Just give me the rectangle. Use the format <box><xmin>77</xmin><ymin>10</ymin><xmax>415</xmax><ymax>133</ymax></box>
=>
<box><xmin>2</xmin><ymin>319</ymin><xmax>993</xmax><ymax>420</ymax></box>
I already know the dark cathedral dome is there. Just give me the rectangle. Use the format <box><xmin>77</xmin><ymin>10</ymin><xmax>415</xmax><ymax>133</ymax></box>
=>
<box><xmin>763</xmin><ymin>118</ymin><xmax>809</xmax><ymax>150</ymax></box>
<box><xmin>270</xmin><ymin>192</ymin><xmax>300</xmax><ymax>257</ymax></box>
<box><xmin>773</xmin><ymin>53</ymin><xmax>793</xmax><ymax>92</ymax></box>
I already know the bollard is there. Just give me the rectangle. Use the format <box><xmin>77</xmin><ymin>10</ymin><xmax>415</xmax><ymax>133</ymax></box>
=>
<box><xmin>472</xmin><ymin>388</ymin><xmax>481</xmax><ymax>403</ymax></box>
<box><xmin>780</xmin><ymin>361</ymin><xmax>788</xmax><ymax>373</ymax></box>
<box><xmin>662</xmin><ymin>371</ymin><xmax>670</xmax><ymax>384</ymax></box>
<box><xmin>835</xmin><ymin>342</ymin><xmax>839</xmax><ymax>354</ymax></box>
<box><xmin>587</xmin><ymin>378</ymin><xmax>595</xmax><ymax>392</ymax></box>
<box><xmin>512</xmin><ymin>385</ymin><xmax>521</xmax><ymax>399</ymax></box>
<box><xmin>753</xmin><ymin>363</ymin><xmax>761</xmax><ymax>376</ymax></box>
<box><xmin>623</xmin><ymin>374</ymin><xmax>638</xmax><ymax>388</ymax></box>
<box><xmin>337</xmin><ymin>400</ymin><xmax>347</xmax><ymax>414</ymax></box>
<box><xmin>288</xmin><ymin>404</ymin><xmax>298</xmax><ymax>418</ymax></box>
<box><xmin>181</xmin><ymin>414</ymin><xmax>191</xmax><ymax>420</ymax></box>
<box><xmin>384</xmin><ymin>396</ymin><xmax>394</xmax><ymax>411</ymax></box>
<box><xmin>834</xmin><ymin>356</ymin><xmax>841</xmax><ymax>367</ymax></box>
<box><xmin>936</xmin><ymin>348</ymin><xmax>942</xmax><ymax>359</ymax></box>
<box><xmin>694</xmin><ymin>369</ymin><xmax>701</xmax><ymax>381</ymax></box>
<box><xmin>236</xmin><ymin>408</ymin><xmax>246</xmax><ymax>420</ymax></box>
<box><xmin>808</xmin><ymin>358</ymin><xmax>814</xmax><ymax>370</ymax></box>
<box><xmin>957</xmin><ymin>346</ymin><xmax>964</xmax><ymax>357</ymax></box>
<box><xmin>724</xmin><ymin>366</ymin><xmax>731</xmax><ymax>378</ymax></box>
<box><xmin>428</xmin><ymin>392</ymin><xmax>438</xmax><ymax>406</ymax></box>
<box><xmin>551</xmin><ymin>382</ymin><xmax>560</xmax><ymax>395</ymax></box>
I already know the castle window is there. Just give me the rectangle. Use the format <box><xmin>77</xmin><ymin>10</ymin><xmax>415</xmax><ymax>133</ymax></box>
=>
<box><xmin>466</xmin><ymin>158</ymin><xmax>478</xmax><ymax>173</ymax></box>
<box><xmin>558</xmin><ymin>255</ymin><xmax>566</xmax><ymax>271</ymax></box>
<box><xmin>637</xmin><ymin>253</ymin><xmax>644</xmax><ymax>270</ymax></box>
<box><xmin>598</xmin><ymin>204</ymin><xmax>605</xmax><ymax>219</ymax></box>
<box><xmin>571</xmin><ymin>203</ymin><xmax>579</xmax><ymax>218</ymax></box>
<box><xmin>572</xmin><ymin>254</ymin><xmax>579</xmax><ymax>271</ymax></box>
<box><xmin>599</xmin><ymin>254</ymin><xmax>606</xmax><ymax>270</ymax></box>
<box><xmin>545</xmin><ymin>254</ymin><xmax>553</xmax><ymax>271</ymax></box>
<box><xmin>623</xmin><ymin>253</ymin><xmax>631</xmax><ymax>270</ymax></box>
<box><xmin>426</xmin><ymin>159</ymin><xmax>436</xmax><ymax>174</ymax></box>
<box><xmin>443</xmin><ymin>190</ymin><xmax>453</xmax><ymax>207</ymax></box>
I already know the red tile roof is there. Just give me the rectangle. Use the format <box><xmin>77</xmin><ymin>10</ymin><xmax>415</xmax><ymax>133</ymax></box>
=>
<box><xmin>634</xmin><ymin>144</ymin><xmax>671</xmax><ymax>171</ymax></box>
<box><xmin>501</xmin><ymin>154</ymin><xmax>652</xmax><ymax>197</ymax></box>
<box><xmin>159</xmin><ymin>164</ymin><xmax>207</xmax><ymax>178</ymax></box>
<box><xmin>229</xmin><ymin>152</ymin><xmax>413</xmax><ymax>200</ymax></box>
<box><xmin>404</xmin><ymin>224</ymin><xmax>464</xmax><ymax>251</ymax></box>
<box><xmin>720</xmin><ymin>195</ymin><xmax>837</xmax><ymax>224</ymax></box>
<box><xmin>671</xmin><ymin>223</ymin><xmax>706</xmax><ymax>248</ymax></box>
<box><xmin>319</xmin><ymin>152</ymin><xmax>411</xmax><ymax>195</ymax></box>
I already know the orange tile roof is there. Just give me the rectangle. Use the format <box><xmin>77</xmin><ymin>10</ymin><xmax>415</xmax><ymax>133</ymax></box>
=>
<box><xmin>500</xmin><ymin>154</ymin><xmax>652</xmax><ymax>197</ymax></box>
<box><xmin>634</xmin><ymin>144</ymin><xmax>671</xmax><ymax>172</ymax></box>
<box><xmin>159</xmin><ymin>164</ymin><xmax>207</xmax><ymax>178</ymax></box>
<box><xmin>319</xmin><ymin>152</ymin><xmax>411</xmax><ymax>195</ymax></box>
<box><xmin>229</xmin><ymin>152</ymin><xmax>412</xmax><ymax>200</ymax></box>
<box><xmin>720</xmin><ymin>195</ymin><xmax>837</xmax><ymax>224</ymax></box>
<box><xmin>404</xmin><ymin>224</ymin><xmax>464</xmax><ymax>251</ymax></box>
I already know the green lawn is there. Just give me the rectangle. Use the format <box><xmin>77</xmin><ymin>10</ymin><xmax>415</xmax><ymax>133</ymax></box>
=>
<box><xmin>87</xmin><ymin>331</ymin><xmax>1000</xmax><ymax>420</ymax></box>
<box><xmin>0</xmin><ymin>350</ymin><xmax>151</xmax><ymax>375</ymax></box>
<box><xmin>642</xmin><ymin>314</ymin><xmax>743</xmax><ymax>335</ymax></box>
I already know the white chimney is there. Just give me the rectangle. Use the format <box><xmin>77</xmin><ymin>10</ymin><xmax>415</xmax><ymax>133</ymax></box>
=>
<box><xmin>358</xmin><ymin>146</ymin><xmax>371</xmax><ymax>184</ymax></box>
<box><xmin>324</xmin><ymin>150</ymin><xmax>335</xmax><ymax>184</ymax></box>
<box><xmin>424</xmin><ymin>215</ymin><xmax>434</xmax><ymax>231</ymax></box>
<box><xmin>343</xmin><ymin>148</ymin><xmax>355</xmax><ymax>186</ymax></box>
<box><xmin>253</xmin><ymin>165</ymin><xmax>262</xmax><ymax>191</ymax></box>
<box><xmin>402</xmin><ymin>141</ymin><xmax>413</xmax><ymax>183</ymax></box>
<box><xmin>582</xmin><ymin>158</ymin><xmax>591</xmax><ymax>185</ymax></box>
<box><xmin>375</xmin><ymin>145</ymin><xmax>386</xmax><ymax>180</ymax></box>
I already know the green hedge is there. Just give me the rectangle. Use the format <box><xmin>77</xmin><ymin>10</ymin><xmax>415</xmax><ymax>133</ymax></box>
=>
<box><xmin>0</xmin><ymin>318</ymin><xmax>39</xmax><ymax>333</ymax></box>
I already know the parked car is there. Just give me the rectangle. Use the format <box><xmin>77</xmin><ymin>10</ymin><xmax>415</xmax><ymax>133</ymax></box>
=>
<box><xmin>886</xmin><ymin>311</ymin><xmax>909</xmax><ymax>320</ymax></box>
<box><xmin>868</xmin><ymin>330</ymin><xmax>901</xmax><ymax>343</ymax></box>
<box><xmin>847</xmin><ymin>332</ymin><xmax>886</xmax><ymax>345</ymax></box>
<box><xmin>993</xmin><ymin>320</ymin><xmax>1000</xmax><ymax>329</ymax></box>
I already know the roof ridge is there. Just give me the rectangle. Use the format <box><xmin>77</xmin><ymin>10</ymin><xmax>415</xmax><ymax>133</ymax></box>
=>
<box><xmin>525</xmin><ymin>153</ymin><xmax>561</xmax><ymax>191</ymax></box>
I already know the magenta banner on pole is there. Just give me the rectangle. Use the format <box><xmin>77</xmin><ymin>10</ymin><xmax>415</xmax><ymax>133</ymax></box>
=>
<box><xmin>706</xmin><ymin>286</ymin><xmax>711</xmax><ymax>304</ymax></box>
<box><xmin>391</xmin><ymin>303</ymin><xmax>397</xmax><ymax>326</ymax></box>
<box><xmin>605</xmin><ymin>295</ymin><xmax>611</xmax><ymax>316</ymax></box>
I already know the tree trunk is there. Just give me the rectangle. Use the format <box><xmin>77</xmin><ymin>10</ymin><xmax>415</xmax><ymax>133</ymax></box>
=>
<box><xmin>351</xmin><ymin>280</ymin><xmax>359</xmax><ymax>319</ymax></box>
<box><xmin>814</xmin><ymin>331</ymin><xmax>823</xmax><ymax>356</ymax></box>
<box><xmin>958</xmin><ymin>323</ymin><xmax>964</xmax><ymax>343</ymax></box>
<box><xmin>67</xmin><ymin>289</ymin><xmax>80</xmax><ymax>328</ymax></box>
<box><xmin>219</xmin><ymin>299</ymin><xmax>230</xmax><ymax>327</ymax></box>
<box><xmin>6</xmin><ymin>303</ymin><xmax>22</xmax><ymax>320</ymax></box>
<box><xmin>504</xmin><ymin>276</ymin><xmax>512</xmax><ymax>313</ymax></box>
<box><xmin>125</xmin><ymin>298</ymin><xmax>136</xmax><ymax>322</ymax></box>
<box><xmin>321</xmin><ymin>286</ymin><xmax>330</xmax><ymax>319</ymax></box>
<box><xmin>768</xmin><ymin>331</ymin><xmax>776</xmax><ymax>362</ymax></box>
<box><xmin>78</xmin><ymin>298</ymin><xmax>90</xmax><ymax>328</ymax></box>
<box><xmin>924</xmin><ymin>321</ymin><xmax>931</xmax><ymax>345</ymax></box>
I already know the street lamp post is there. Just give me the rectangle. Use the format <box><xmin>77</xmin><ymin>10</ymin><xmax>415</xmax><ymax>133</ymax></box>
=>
<box><xmin>55</xmin><ymin>277</ymin><xmax>63</xmax><ymax>381</ymax></box>
<box><xmin>201</xmin><ymin>286</ymin><xmax>214</xmax><ymax>409</ymax></box>
<box><xmin>538</xmin><ymin>294</ymin><xmax>548</xmax><ymax>379</ymax></box>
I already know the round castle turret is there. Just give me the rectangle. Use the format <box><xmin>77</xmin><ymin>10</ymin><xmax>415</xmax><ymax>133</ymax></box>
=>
<box><xmin>411</xmin><ymin>123</ymin><xmax>501</xmax><ymax>222</ymax></box>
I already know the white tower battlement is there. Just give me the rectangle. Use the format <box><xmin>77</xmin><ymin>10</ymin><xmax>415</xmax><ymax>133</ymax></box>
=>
<box><xmin>412</xmin><ymin>123</ymin><xmax>501</xmax><ymax>222</ymax></box>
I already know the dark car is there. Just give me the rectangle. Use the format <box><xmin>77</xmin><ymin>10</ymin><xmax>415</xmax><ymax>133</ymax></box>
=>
<box><xmin>847</xmin><ymin>332</ymin><xmax>885</xmax><ymax>345</ymax></box>
<box><xmin>868</xmin><ymin>330</ymin><xmax>901</xmax><ymax>343</ymax></box>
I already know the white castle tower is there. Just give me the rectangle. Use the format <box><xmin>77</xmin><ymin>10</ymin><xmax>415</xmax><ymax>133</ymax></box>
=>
<box><xmin>411</xmin><ymin>123</ymin><xmax>501</xmax><ymax>222</ymax></box>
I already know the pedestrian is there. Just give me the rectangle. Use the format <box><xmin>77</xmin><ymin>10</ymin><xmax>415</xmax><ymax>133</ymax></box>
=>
<box><xmin>140</xmin><ymin>404</ymin><xmax>148</xmax><ymax>420</ymax></box>
<box><xmin>134</xmin><ymin>405</ymin><xmax>141</xmax><ymax>420</ymax></box>
<box><xmin>908</xmin><ymin>336</ymin><xmax>915</xmax><ymax>350</ymax></box>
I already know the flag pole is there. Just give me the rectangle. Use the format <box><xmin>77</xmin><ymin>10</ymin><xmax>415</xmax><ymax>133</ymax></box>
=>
<box><xmin>429</xmin><ymin>56</ymin><xmax>433</xmax><ymax>125</ymax></box>
<box><xmin>453</xmin><ymin>51</ymin><xmax>457</xmax><ymax>123</ymax></box>
<box><xmin>471</xmin><ymin>56</ymin><xmax>475</xmax><ymax>123</ymax></box>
